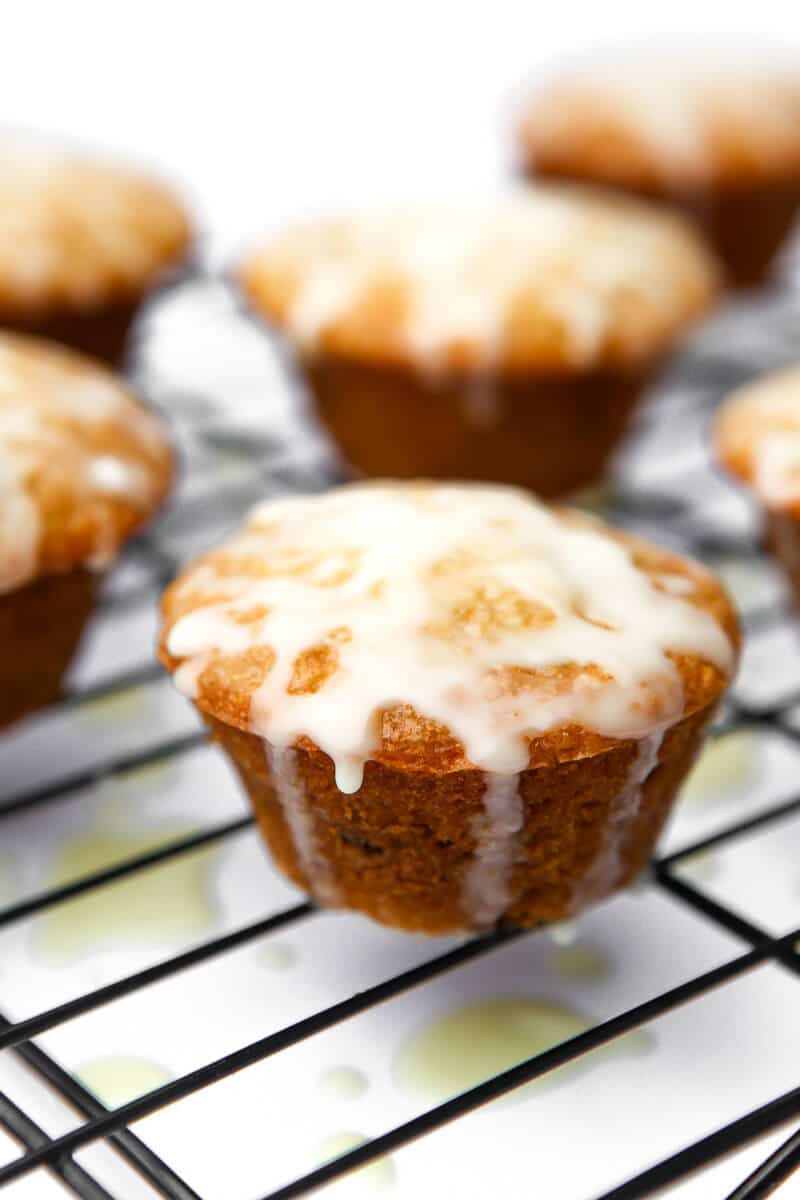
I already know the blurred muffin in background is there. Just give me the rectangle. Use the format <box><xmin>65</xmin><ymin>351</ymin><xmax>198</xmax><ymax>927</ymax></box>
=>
<box><xmin>0</xmin><ymin>137</ymin><xmax>191</xmax><ymax>365</ymax></box>
<box><xmin>517</xmin><ymin>57</ymin><xmax>800</xmax><ymax>288</ymax></box>
<box><xmin>239</xmin><ymin>188</ymin><xmax>719</xmax><ymax>497</ymax></box>
<box><xmin>0</xmin><ymin>333</ymin><xmax>174</xmax><ymax>728</ymax></box>
<box><xmin>715</xmin><ymin>367</ymin><xmax>800</xmax><ymax>605</ymax></box>
<box><xmin>159</xmin><ymin>481</ymin><xmax>738</xmax><ymax>933</ymax></box>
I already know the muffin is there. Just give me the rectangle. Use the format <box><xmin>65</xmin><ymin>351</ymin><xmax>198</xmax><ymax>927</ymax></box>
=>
<box><xmin>715</xmin><ymin>367</ymin><xmax>800</xmax><ymax>605</ymax></box>
<box><xmin>239</xmin><ymin>189</ymin><xmax>719</xmax><ymax>497</ymax></box>
<box><xmin>0</xmin><ymin>333</ymin><xmax>173</xmax><ymax>727</ymax></box>
<box><xmin>160</xmin><ymin>481</ymin><xmax>738</xmax><ymax>934</ymax></box>
<box><xmin>0</xmin><ymin>138</ymin><xmax>191</xmax><ymax>365</ymax></box>
<box><xmin>518</xmin><ymin>59</ymin><xmax>800</xmax><ymax>288</ymax></box>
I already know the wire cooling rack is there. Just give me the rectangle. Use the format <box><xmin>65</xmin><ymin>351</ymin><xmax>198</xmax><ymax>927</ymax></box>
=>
<box><xmin>1</xmin><ymin>274</ymin><xmax>800</xmax><ymax>1200</ymax></box>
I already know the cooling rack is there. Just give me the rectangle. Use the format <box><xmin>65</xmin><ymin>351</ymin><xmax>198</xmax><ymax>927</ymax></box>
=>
<box><xmin>1</xmin><ymin>273</ymin><xmax>800</xmax><ymax>1200</ymax></box>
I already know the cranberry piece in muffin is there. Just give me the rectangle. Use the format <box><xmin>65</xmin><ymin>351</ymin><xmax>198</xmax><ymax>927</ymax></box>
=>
<box><xmin>160</xmin><ymin>481</ymin><xmax>738</xmax><ymax>934</ymax></box>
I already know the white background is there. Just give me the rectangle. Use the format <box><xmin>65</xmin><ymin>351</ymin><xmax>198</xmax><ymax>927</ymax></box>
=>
<box><xmin>3</xmin><ymin>0</ymin><xmax>800</xmax><ymax>257</ymax></box>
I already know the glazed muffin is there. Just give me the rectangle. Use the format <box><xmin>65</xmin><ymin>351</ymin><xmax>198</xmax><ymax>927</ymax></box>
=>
<box><xmin>518</xmin><ymin>59</ymin><xmax>800</xmax><ymax>288</ymax></box>
<box><xmin>239</xmin><ymin>189</ymin><xmax>719</xmax><ymax>497</ymax></box>
<box><xmin>0</xmin><ymin>333</ymin><xmax>173</xmax><ymax>727</ymax></box>
<box><xmin>160</xmin><ymin>481</ymin><xmax>738</xmax><ymax>934</ymax></box>
<box><xmin>0</xmin><ymin>138</ymin><xmax>191</xmax><ymax>365</ymax></box>
<box><xmin>716</xmin><ymin>367</ymin><xmax>800</xmax><ymax>605</ymax></box>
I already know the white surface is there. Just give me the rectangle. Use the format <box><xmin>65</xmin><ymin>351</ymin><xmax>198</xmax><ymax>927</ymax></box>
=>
<box><xmin>2</xmin><ymin>2</ymin><xmax>799</xmax><ymax>258</ymax></box>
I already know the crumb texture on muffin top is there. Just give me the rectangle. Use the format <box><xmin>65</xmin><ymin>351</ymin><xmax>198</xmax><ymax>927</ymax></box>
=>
<box><xmin>161</xmin><ymin>481</ymin><xmax>736</xmax><ymax>793</ymax></box>
<box><xmin>716</xmin><ymin>367</ymin><xmax>800</xmax><ymax>513</ymax></box>
<box><xmin>0</xmin><ymin>140</ymin><xmax>190</xmax><ymax>316</ymax></box>
<box><xmin>519</xmin><ymin>60</ymin><xmax>800</xmax><ymax>187</ymax></box>
<box><xmin>0</xmin><ymin>333</ymin><xmax>173</xmax><ymax>593</ymax></box>
<box><xmin>240</xmin><ymin>189</ymin><xmax>718</xmax><ymax>373</ymax></box>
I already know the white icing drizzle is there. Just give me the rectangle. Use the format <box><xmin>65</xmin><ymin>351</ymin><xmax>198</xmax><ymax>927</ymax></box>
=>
<box><xmin>246</xmin><ymin>190</ymin><xmax>716</xmax><ymax>372</ymax></box>
<box><xmin>571</xmin><ymin>730</ymin><xmax>665</xmax><ymax>910</ymax></box>
<box><xmin>526</xmin><ymin>60</ymin><xmax>800</xmax><ymax>185</ymax></box>
<box><xmin>462</xmin><ymin>772</ymin><xmax>524</xmax><ymax>928</ymax></box>
<box><xmin>755</xmin><ymin>435</ymin><xmax>800</xmax><ymax>509</ymax></box>
<box><xmin>264</xmin><ymin>742</ymin><xmax>339</xmax><ymax>905</ymax></box>
<box><xmin>88</xmin><ymin>455</ymin><xmax>150</xmax><ymax>501</ymax></box>
<box><xmin>717</xmin><ymin>368</ymin><xmax>800</xmax><ymax>510</ymax></box>
<box><xmin>0</xmin><ymin>334</ymin><xmax>169</xmax><ymax>593</ymax></box>
<box><xmin>0</xmin><ymin>139</ymin><xmax>188</xmax><ymax>309</ymax></box>
<box><xmin>0</xmin><ymin>450</ymin><xmax>39</xmax><ymax>592</ymax></box>
<box><xmin>165</xmin><ymin>483</ymin><xmax>734</xmax><ymax>794</ymax></box>
<box><xmin>653</xmin><ymin>571</ymin><xmax>697</xmax><ymax>597</ymax></box>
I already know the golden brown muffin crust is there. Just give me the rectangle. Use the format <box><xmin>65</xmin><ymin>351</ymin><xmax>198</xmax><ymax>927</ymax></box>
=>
<box><xmin>715</xmin><ymin>366</ymin><xmax>800</xmax><ymax>518</ymax></box>
<box><xmin>0</xmin><ymin>333</ymin><xmax>174</xmax><ymax>591</ymax></box>
<box><xmin>209</xmin><ymin>696</ymin><xmax>717</xmax><ymax>932</ymax></box>
<box><xmin>0</xmin><ymin>142</ymin><xmax>191</xmax><ymax>318</ymax></box>
<box><xmin>519</xmin><ymin>63</ymin><xmax>800</xmax><ymax>189</ymax></box>
<box><xmin>239</xmin><ymin>191</ymin><xmax>719</xmax><ymax>374</ymax></box>
<box><xmin>160</xmin><ymin>492</ymin><xmax>738</xmax><ymax>777</ymax></box>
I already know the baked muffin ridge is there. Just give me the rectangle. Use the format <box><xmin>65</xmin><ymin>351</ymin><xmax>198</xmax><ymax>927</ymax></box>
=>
<box><xmin>240</xmin><ymin>190</ymin><xmax>719</xmax><ymax>373</ymax></box>
<box><xmin>161</xmin><ymin>481</ymin><xmax>735</xmax><ymax>789</ymax></box>
<box><xmin>0</xmin><ymin>332</ymin><xmax>173</xmax><ymax>593</ymax></box>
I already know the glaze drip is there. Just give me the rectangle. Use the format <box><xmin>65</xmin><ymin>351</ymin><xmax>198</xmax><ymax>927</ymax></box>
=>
<box><xmin>572</xmin><ymin>730</ymin><xmax>665</xmax><ymax>909</ymax></box>
<box><xmin>165</xmin><ymin>482</ymin><xmax>734</xmax><ymax>793</ymax></box>
<box><xmin>264</xmin><ymin>743</ymin><xmax>339</xmax><ymax>905</ymax></box>
<box><xmin>241</xmin><ymin>190</ymin><xmax>717</xmax><ymax>372</ymax></box>
<box><xmin>462</xmin><ymin>772</ymin><xmax>524</xmax><ymax>928</ymax></box>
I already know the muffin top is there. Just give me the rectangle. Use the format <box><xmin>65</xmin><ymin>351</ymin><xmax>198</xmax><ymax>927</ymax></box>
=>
<box><xmin>715</xmin><ymin>367</ymin><xmax>800</xmax><ymax>515</ymax></box>
<box><xmin>239</xmin><ymin>189</ymin><xmax>719</xmax><ymax>374</ymax></box>
<box><xmin>519</xmin><ymin>59</ymin><xmax>800</xmax><ymax>189</ymax></box>
<box><xmin>0</xmin><ymin>333</ymin><xmax>174</xmax><ymax>593</ymax></box>
<box><xmin>0</xmin><ymin>139</ymin><xmax>191</xmax><ymax>317</ymax></box>
<box><xmin>160</xmin><ymin>482</ymin><xmax>737</xmax><ymax>791</ymax></box>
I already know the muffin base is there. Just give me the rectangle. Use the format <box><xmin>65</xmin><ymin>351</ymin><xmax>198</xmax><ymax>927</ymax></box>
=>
<box><xmin>767</xmin><ymin>511</ymin><xmax>800</xmax><ymax>608</ymax></box>
<box><xmin>528</xmin><ymin>165</ymin><xmax>800</xmax><ymax>288</ymax></box>
<box><xmin>0</xmin><ymin>569</ymin><xmax>99</xmax><ymax>729</ymax></box>
<box><xmin>205</xmin><ymin>702</ymin><xmax>717</xmax><ymax>934</ymax></box>
<box><xmin>304</xmin><ymin>356</ymin><xmax>653</xmax><ymax>497</ymax></box>
<box><xmin>0</xmin><ymin>300</ymin><xmax>141</xmax><ymax>368</ymax></box>
<box><xmin>655</xmin><ymin>178</ymin><xmax>800</xmax><ymax>289</ymax></box>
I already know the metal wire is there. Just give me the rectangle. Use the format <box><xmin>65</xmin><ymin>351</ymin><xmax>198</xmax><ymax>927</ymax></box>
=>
<box><xmin>1</xmin><ymin>284</ymin><xmax>799</xmax><ymax>1199</ymax></box>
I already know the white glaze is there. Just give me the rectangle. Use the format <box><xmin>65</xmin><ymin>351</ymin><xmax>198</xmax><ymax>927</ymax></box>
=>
<box><xmin>0</xmin><ymin>451</ymin><xmax>39</xmax><ymax>593</ymax></box>
<box><xmin>264</xmin><ymin>743</ymin><xmax>339</xmax><ymax>905</ymax></box>
<box><xmin>0</xmin><ymin>334</ymin><xmax>167</xmax><ymax>593</ymax></box>
<box><xmin>166</xmin><ymin>483</ymin><xmax>734</xmax><ymax>794</ymax></box>
<box><xmin>462</xmin><ymin>772</ymin><xmax>524</xmax><ymax>928</ymax></box>
<box><xmin>0</xmin><ymin>139</ymin><xmax>187</xmax><ymax>307</ymax></box>
<box><xmin>250</xmin><ymin>190</ymin><xmax>715</xmax><ymax>372</ymax></box>
<box><xmin>755</xmin><ymin>434</ymin><xmax>800</xmax><ymax>508</ymax></box>
<box><xmin>717</xmin><ymin>368</ymin><xmax>800</xmax><ymax>510</ymax></box>
<box><xmin>527</xmin><ymin>60</ymin><xmax>800</xmax><ymax>185</ymax></box>
<box><xmin>572</xmin><ymin>730</ymin><xmax>665</xmax><ymax>909</ymax></box>
<box><xmin>88</xmin><ymin>455</ymin><xmax>149</xmax><ymax>500</ymax></box>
